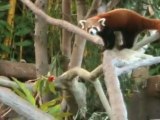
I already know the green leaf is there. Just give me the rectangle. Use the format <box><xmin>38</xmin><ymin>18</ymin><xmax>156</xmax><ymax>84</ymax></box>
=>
<box><xmin>48</xmin><ymin>104</ymin><xmax>61</xmax><ymax>114</ymax></box>
<box><xmin>12</xmin><ymin>78</ymin><xmax>36</xmax><ymax>106</ymax></box>
<box><xmin>0</xmin><ymin>44</ymin><xmax>11</xmax><ymax>53</ymax></box>
<box><xmin>15</xmin><ymin>40</ymin><xmax>32</xmax><ymax>47</ymax></box>
<box><xmin>40</xmin><ymin>97</ymin><xmax>62</xmax><ymax>111</ymax></box>
<box><xmin>34</xmin><ymin>79</ymin><xmax>42</xmax><ymax>92</ymax></box>
<box><xmin>48</xmin><ymin>82</ymin><xmax>56</xmax><ymax>94</ymax></box>
<box><xmin>53</xmin><ymin>112</ymin><xmax>72</xmax><ymax>120</ymax></box>
<box><xmin>15</xmin><ymin>26</ymin><xmax>32</xmax><ymax>36</ymax></box>
<box><xmin>0</xmin><ymin>4</ymin><xmax>10</xmax><ymax>11</ymax></box>
<box><xmin>12</xmin><ymin>86</ymin><xmax>26</xmax><ymax>99</ymax></box>
<box><xmin>35</xmin><ymin>78</ymin><xmax>50</xmax><ymax>95</ymax></box>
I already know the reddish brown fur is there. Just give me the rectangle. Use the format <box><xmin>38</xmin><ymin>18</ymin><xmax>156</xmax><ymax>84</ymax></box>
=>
<box><xmin>90</xmin><ymin>8</ymin><xmax>160</xmax><ymax>32</ymax></box>
<box><xmin>86</xmin><ymin>8</ymin><xmax>160</xmax><ymax>49</ymax></box>
<box><xmin>81</xmin><ymin>8</ymin><xmax>160</xmax><ymax>49</ymax></box>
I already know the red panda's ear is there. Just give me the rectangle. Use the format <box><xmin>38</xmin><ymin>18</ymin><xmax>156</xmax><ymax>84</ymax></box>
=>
<box><xmin>98</xmin><ymin>18</ymin><xmax>106</xmax><ymax>26</ymax></box>
<box><xmin>79</xmin><ymin>20</ymin><xmax>86</xmax><ymax>29</ymax></box>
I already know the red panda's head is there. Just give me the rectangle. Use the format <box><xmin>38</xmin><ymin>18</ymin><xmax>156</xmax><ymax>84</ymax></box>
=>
<box><xmin>79</xmin><ymin>17</ymin><xmax>106</xmax><ymax>35</ymax></box>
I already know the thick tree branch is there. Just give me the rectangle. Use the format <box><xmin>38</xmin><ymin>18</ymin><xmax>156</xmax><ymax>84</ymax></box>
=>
<box><xmin>19</xmin><ymin>0</ymin><xmax>103</xmax><ymax>46</ymax></box>
<box><xmin>0</xmin><ymin>60</ymin><xmax>36</xmax><ymax>80</ymax></box>
<box><xmin>103</xmin><ymin>51</ymin><xmax>127</xmax><ymax>120</ymax></box>
<box><xmin>117</xmin><ymin>57</ymin><xmax>160</xmax><ymax>76</ymax></box>
<box><xmin>133</xmin><ymin>31</ymin><xmax>160</xmax><ymax>50</ymax></box>
<box><xmin>0</xmin><ymin>56</ymin><xmax>160</xmax><ymax>88</ymax></box>
<box><xmin>0</xmin><ymin>56</ymin><xmax>160</xmax><ymax>120</ymax></box>
<box><xmin>0</xmin><ymin>87</ymin><xmax>55</xmax><ymax>120</ymax></box>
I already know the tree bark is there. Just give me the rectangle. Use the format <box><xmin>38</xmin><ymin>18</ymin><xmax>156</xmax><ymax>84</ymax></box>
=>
<box><xmin>103</xmin><ymin>51</ymin><xmax>128</xmax><ymax>120</ymax></box>
<box><xmin>0</xmin><ymin>60</ymin><xmax>36</xmax><ymax>80</ymax></box>
<box><xmin>67</xmin><ymin>0</ymin><xmax>87</xmax><ymax>117</ymax></box>
<box><xmin>0</xmin><ymin>87</ymin><xmax>55</xmax><ymax>120</ymax></box>
<box><xmin>61</xmin><ymin>0</ymin><xmax>71</xmax><ymax>59</ymax></box>
<box><xmin>34</xmin><ymin>0</ymin><xmax>49</xmax><ymax>77</ymax></box>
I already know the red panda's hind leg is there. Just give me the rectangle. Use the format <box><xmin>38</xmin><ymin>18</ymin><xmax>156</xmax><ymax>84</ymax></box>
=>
<box><xmin>119</xmin><ymin>31</ymin><xmax>138</xmax><ymax>49</ymax></box>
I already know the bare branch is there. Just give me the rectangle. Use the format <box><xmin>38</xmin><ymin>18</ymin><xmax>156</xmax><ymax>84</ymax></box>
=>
<box><xmin>19</xmin><ymin>0</ymin><xmax>103</xmax><ymax>46</ymax></box>
<box><xmin>1</xmin><ymin>56</ymin><xmax>159</xmax><ymax>89</ymax></box>
<box><xmin>55</xmin><ymin>65</ymin><xmax>103</xmax><ymax>84</ymax></box>
<box><xmin>117</xmin><ymin>57</ymin><xmax>160</xmax><ymax>76</ymax></box>
<box><xmin>0</xmin><ymin>76</ymin><xmax>18</xmax><ymax>88</ymax></box>
<box><xmin>0</xmin><ymin>60</ymin><xmax>36</xmax><ymax>80</ymax></box>
<box><xmin>92</xmin><ymin>79</ymin><xmax>112</xmax><ymax>118</ymax></box>
<box><xmin>133</xmin><ymin>31</ymin><xmax>160</xmax><ymax>50</ymax></box>
<box><xmin>103</xmin><ymin>51</ymin><xmax>127</xmax><ymax>120</ymax></box>
<box><xmin>0</xmin><ymin>76</ymin><xmax>33</xmax><ymax>91</ymax></box>
<box><xmin>0</xmin><ymin>56</ymin><xmax>160</xmax><ymax>120</ymax></box>
<box><xmin>85</xmin><ymin>0</ymin><xmax>102</xmax><ymax>18</ymax></box>
<box><xmin>0</xmin><ymin>87</ymin><xmax>55</xmax><ymax>120</ymax></box>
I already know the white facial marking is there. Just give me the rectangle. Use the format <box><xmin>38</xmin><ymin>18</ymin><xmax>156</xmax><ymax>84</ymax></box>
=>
<box><xmin>96</xmin><ymin>26</ymin><xmax>101</xmax><ymax>32</ymax></box>
<box><xmin>89</xmin><ymin>28</ymin><xmax>97</xmax><ymax>35</ymax></box>
<box><xmin>79</xmin><ymin>20</ymin><xmax>86</xmax><ymax>29</ymax></box>
<box><xmin>98</xmin><ymin>18</ymin><xmax>106</xmax><ymax>26</ymax></box>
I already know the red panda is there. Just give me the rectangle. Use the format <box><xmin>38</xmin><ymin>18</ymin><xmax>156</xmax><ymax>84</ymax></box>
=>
<box><xmin>79</xmin><ymin>8</ymin><xmax>160</xmax><ymax>50</ymax></box>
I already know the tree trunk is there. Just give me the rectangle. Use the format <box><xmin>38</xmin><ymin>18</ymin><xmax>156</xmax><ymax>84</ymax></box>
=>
<box><xmin>61</xmin><ymin>0</ymin><xmax>71</xmax><ymax>60</ymax></box>
<box><xmin>34</xmin><ymin>0</ymin><xmax>49</xmax><ymax>77</ymax></box>
<box><xmin>67</xmin><ymin>0</ymin><xmax>87</xmax><ymax>117</ymax></box>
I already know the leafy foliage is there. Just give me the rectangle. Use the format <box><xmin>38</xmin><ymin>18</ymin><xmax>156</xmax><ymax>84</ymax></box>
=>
<box><xmin>146</xmin><ymin>43</ymin><xmax>160</xmax><ymax>75</ymax></box>
<box><xmin>34</xmin><ymin>75</ymin><xmax>71</xmax><ymax>119</ymax></box>
<box><xmin>0</xmin><ymin>2</ymin><xmax>11</xmax><ymax>55</ymax></box>
<box><xmin>12</xmin><ymin>76</ymin><xmax>70</xmax><ymax>119</ymax></box>
<box><xmin>1</xmin><ymin>0</ymin><xmax>160</xmax><ymax>119</ymax></box>
<box><xmin>12</xmin><ymin>77</ymin><xmax>36</xmax><ymax>106</ymax></box>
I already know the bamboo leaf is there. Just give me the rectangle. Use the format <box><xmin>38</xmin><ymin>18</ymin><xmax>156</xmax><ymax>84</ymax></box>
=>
<box><xmin>0</xmin><ymin>4</ymin><xmax>10</xmax><ymax>11</ymax></box>
<box><xmin>15</xmin><ymin>40</ymin><xmax>32</xmax><ymax>47</ymax></box>
<box><xmin>40</xmin><ymin>97</ymin><xmax>62</xmax><ymax>111</ymax></box>
<box><xmin>12</xmin><ymin>78</ymin><xmax>36</xmax><ymax>106</ymax></box>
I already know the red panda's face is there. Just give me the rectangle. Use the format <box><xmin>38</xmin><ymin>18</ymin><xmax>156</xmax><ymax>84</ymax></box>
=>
<box><xmin>79</xmin><ymin>18</ymin><xmax>106</xmax><ymax>35</ymax></box>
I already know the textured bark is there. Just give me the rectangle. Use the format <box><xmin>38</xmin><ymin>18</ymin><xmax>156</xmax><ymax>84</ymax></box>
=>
<box><xmin>69</xmin><ymin>0</ymin><xmax>87</xmax><ymax>67</ymax></box>
<box><xmin>34</xmin><ymin>0</ymin><xmax>49</xmax><ymax>77</ymax></box>
<box><xmin>61</xmin><ymin>0</ymin><xmax>71</xmax><ymax>59</ymax></box>
<box><xmin>103</xmin><ymin>51</ymin><xmax>128</xmax><ymax>120</ymax></box>
<box><xmin>0</xmin><ymin>60</ymin><xmax>36</xmax><ymax>80</ymax></box>
<box><xmin>67</xmin><ymin>0</ymin><xmax>87</xmax><ymax>116</ymax></box>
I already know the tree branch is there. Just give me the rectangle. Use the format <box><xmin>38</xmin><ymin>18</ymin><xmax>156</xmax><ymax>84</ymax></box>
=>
<box><xmin>117</xmin><ymin>57</ymin><xmax>160</xmax><ymax>76</ymax></box>
<box><xmin>0</xmin><ymin>56</ymin><xmax>160</xmax><ymax>120</ymax></box>
<box><xmin>92</xmin><ymin>79</ymin><xmax>112</xmax><ymax>118</ymax></box>
<box><xmin>0</xmin><ymin>87</ymin><xmax>55</xmax><ymax>120</ymax></box>
<box><xmin>0</xmin><ymin>76</ymin><xmax>33</xmax><ymax>91</ymax></box>
<box><xmin>133</xmin><ymin>31</ymin><xmax>160</xmax><ymax>50</ymax></box>
<box><xmin>0</xmin><ymin>60</ymin><xmax>36</xmax><ymax>80</ymax></box>
<box><xmin>103</xmin><ymin>50</ymin><xmax>127</xmax><ymax>120</ymax></box>
<box><xmin>19</xmin><ymin>0</ymin><xmax>103</xmax><ymax>46</ymax></box>
<box><xmin>55</xmin><ymin>65</ymin><xmax>102</xmax><ymax>84</ymax></box>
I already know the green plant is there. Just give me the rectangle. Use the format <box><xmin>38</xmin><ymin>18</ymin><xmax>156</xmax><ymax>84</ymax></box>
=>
<box><xmin>12</xmin><ymin>77</ymin><xmax>36</xmax><ymax>106</ymax></box>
